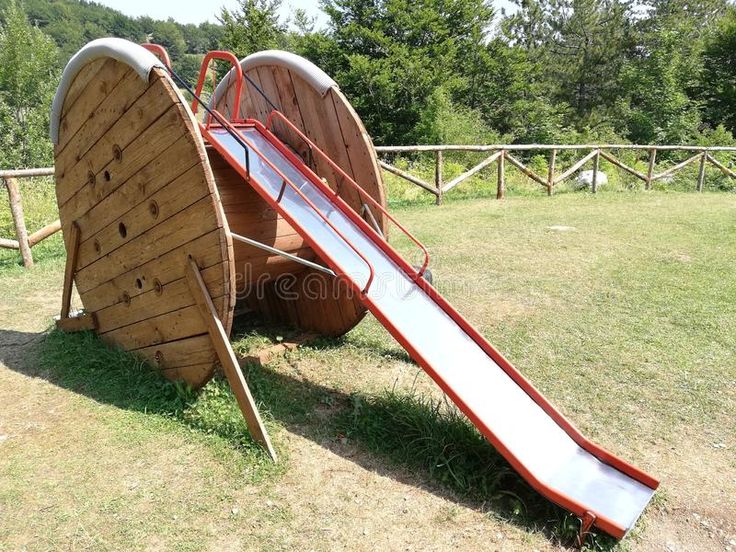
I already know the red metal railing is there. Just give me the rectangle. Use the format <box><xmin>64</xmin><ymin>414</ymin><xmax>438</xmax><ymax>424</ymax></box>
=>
<box><xmin>140</xmin><ymin>43</ymin><xmax>172</xmax><ymax>69</ymax></box>
<box><xmin>265</xmin><ymin>110</ymin><xmax>430</xmax><ymax>278</ymax></box>
<box><xmin>192</xmin><ymin>51</ymin><xmax>243</xmax><ymax>124</ymax></box>
<box><xmin>205</xmin><ymin>110</ymin><xmax>376</xmax><ymax>294</ymax></box>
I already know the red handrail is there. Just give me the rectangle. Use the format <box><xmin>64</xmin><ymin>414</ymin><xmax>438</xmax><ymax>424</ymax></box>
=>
<box><xmin>140</xmin><ymin>43</ymin><xmax>172</xmax><ymax>69</ymax></box>
<box><xmin>206</xmin><ymin>112</ymin><xmax>376</xmax><ymax>294</ymax></box>
<box><xmin>265</xmin><ymin>110</ymin><xmax>430</xmax><ymax>278</ymax></box>
<box><xmin>192</xmin><ymin>51</ymin><xmax>243</xmax><ymax>124</ymax></box>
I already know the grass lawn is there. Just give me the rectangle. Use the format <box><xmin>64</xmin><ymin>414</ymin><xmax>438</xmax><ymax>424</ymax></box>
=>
<box><xmin>1</xmin><ymin>191</ymin><xmax>735</xmax><ymax>551</ymax></box>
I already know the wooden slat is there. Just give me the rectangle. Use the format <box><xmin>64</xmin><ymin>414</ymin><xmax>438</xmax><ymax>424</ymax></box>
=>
<box><xmin>186</xmin><ymin>257</ymin><xmax>277</xmax><ymax>460</ymax></box>
<box><xmin>135</xmin><ymin>334</ymin><xmax>217</xmax><ymax>370</ymax></box>
<box><xmin>75</xmin><ymin>196</ymin><xmax>222</xmax><ymax>293</ymax></box>
<box><xmin>75</xmin><ymin>164</ymin><xmax>210</xmax><ymax>270</ymax></box>
<box><xmin>156</xmin><ymin>362</ymin><xmax>215</xmax><ymax>389</ymax></box>
<box><xmin>60</xmin><ymin>221</ymin><xmax>80</xmax><ymax>319</ymax></box>
<box><xmin>56</xmin><ymin>77</ymin><xmax>178</xmax><ymax>207</ymax></box>
<box><xmin>93</xmin><ymin>265</ymin><xmax>228</xmax><ymax>334</ymax></box>
<box><xmin>56</xmin><ymin>65</ymin><xmax>148</xmax><ymax>166</ymax></box>
<box><xmin>60</xmin><ymin>58</ymin><xmax>109</xmax><ymax>118</ymax></box>
<box><xmin>63</xmin><ymin>135</ymin><xmax>199</xmax><ymax>240</ymax></box>
<box><xmin>56</xmin><ymin>312</ymin><xmax>97</xmax><ymax>332</ymax></box>
<box><xmin>100</xmin><ymin>299</ymin><xmax>224</xmax><ymax>350</ymax></box>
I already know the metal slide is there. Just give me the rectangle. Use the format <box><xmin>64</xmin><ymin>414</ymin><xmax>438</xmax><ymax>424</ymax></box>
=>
<box><xmin>204</xmin><ymin>121</ymin><xmax>658</xmax><ymax>540</ymax></box>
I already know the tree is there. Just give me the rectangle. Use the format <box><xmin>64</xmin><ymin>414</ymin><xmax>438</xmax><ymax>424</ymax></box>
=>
<box><xmin>700</xmin><ymin>7</ymin><xmax>736</xmax><ymax>133</ymax></box>
<box><xmin>0</xmin><ymin>0</ymin><xmax>58</xmax><ymax>169</ymax></box>
<box><xmin>219</xmin><ymin>0</ymin><xmax>286</xmax><ymax>57</ymax></box>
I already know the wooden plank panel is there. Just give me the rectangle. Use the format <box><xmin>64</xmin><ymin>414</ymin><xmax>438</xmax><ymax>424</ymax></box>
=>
<box><xmin>56</xmin><ymin>77</ymin><xmax>177</xmax><ymax>207</ymax></box>
<box><xmin>135</xmin><ymin>334</ymin><xmax>217</xmax><ymax>370</ymax></box>
<box><xmin>95</xmin><ymin>275</ymin><xmax>227</xmax><ymax>334</ymax></box>
<box><xmin>57</xmin><ymin>62</ymin><xmax>134</xmax><ymax>151</ymax></box>
<box><xmin>75</xmin><ymin>196</ymin><xmax>222</xmax><ymax>292</ymax></box>
<box><xmin>80</xmin><ymin>235</ymin><xmax>228</xmax><ymax>310</ymax></box>
<box><xmin>100</xmin><ymin>298</ymin><xmax>224</xmax><ymax>350</ymax></box>
<box><xmin>63</xmin><ymin>135</ymin><xmax>199</xmax><ymax>240</ymax></box>
<box><xmin>57</xmin><ymin>67</ymin><xmax>148</xmax><ymax>165</ymax></box>
<box><xmin>60</xmin><ymin>104</ymin><xmax>194</xmax><ymax>245</ymax></box>
<box><xmin>60</xmin><ymin>58</ymin><xmax>109</xmax><ymax>118</ymax></box>
<box><xmin>329</xmin><ymin>88</ymin><xmax>387</xmax><ymax>228</ymax></box>
<box><xmin>271</xmin><ymin>66</ymin><xmax>310</xmax><ymax>160</ymax></box>
<box><xmin>75</xmin><ymin>164</ymin><xmax>210</xmax><ymax>270</ymax></box>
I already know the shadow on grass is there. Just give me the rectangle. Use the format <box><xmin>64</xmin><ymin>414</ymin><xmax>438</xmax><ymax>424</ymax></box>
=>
<box><xmin>0</xmin><ymin>327</ymin><xmax>616</xmax><ymax>550</ymax></box>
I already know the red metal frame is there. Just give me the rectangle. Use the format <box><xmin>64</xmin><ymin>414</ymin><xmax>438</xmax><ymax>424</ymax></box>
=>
<box><xmin>140</xmin><ymin>43</ymin><xmax>171</xmax><ymax>69</ymax></box>
<box><xmin>174</xmin><ymin>46</ymin><xmax>658</xmax><ymax>538</ymax></box>
<box><xmin>204</xmin><ymin>118</ymin><xmax>659</xmax><ymax>539</ymax></box>
<box><xmin>266</xmin><ymin>110</ymin><xmax>430</xmax><ymax>278</ymax></box>
<box><xmin>192</xmin><ymin>51</ymin><xmax>244</xmax><ymax>124</ymax></box>
<box><xmin>201</xmin><ymin>114</ymin><xmax>375</xmax><ymax>294</ymax></box>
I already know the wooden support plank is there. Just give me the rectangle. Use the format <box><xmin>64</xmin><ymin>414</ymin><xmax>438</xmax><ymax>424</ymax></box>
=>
<box><xmin>443</xmin><ymin>151</ymin><xmax>502</xmax><ymax>194</ymax></box>
<box><xmin>28</xmin><ymin>219</ymin><xmax>61</xmax><ymax>247</ymax></box>
<box><xmin>134</xmin><ymin>334</ymin><xmax>217</xmax><ymax>370</ymax></box>
<box><xmin>547</xmin><ymin>149</ymin><xmax>556</xmax><ymax>196</ymax></box>
<box><xmin>697</xmin><ymin>152</ymin><xmax>707</xmax><ymax>192</ymax></box>
<box><xmin>56</xmin><ymin>312</ymin><xmax>97</xmax><ymax>332</ymax></box>
<box><xmin>505</xmin><ymin>153</ymin><xmax>547</xmax><ymax>187</ymax></box>
<box><xmin>599</xmin><ymin>150</ymin><xmax>647</xmax><ymax>182</ymax></box>
<box><xmin>378</xmin><ymin>160</ymin><xmax>438</xmax><ymax>195</ymax></box>
<box><xmin>592</xmin><ymin>150</ymin><xmax>601</xmax><ymax>194</ymax></box>
<box><xmin>553</xmin><ymin>149</ymin><xmax>598</xmax><ymax>185</ymax></box>
<box><xmin>5</xmin><ymin>178</ymin><xmax>33</xmax><ymax>267</ymax></box>
<box><xmin>185</xmin><ymin>257</ymin><xmax>277</xmax><ymax>461</ymax></box>
<box><xmin>496</xmin><ymin>150</ymin><xmax>505</xmax><ymax>200</ymax></box>
<box><xmin>435</xmin><ymin>150</ymin><xmax>443</xmax><ymax>205</ymax></box>
<box><xmin>645</xmin><ymin>148</ymin><xmax>657</xmax><ymax>190</ymax></box>
<box><xmin>60</xmin><ymin>221</ymin><xmax>81</xmax><ymax>320</ymax></box>
<box><xmin>706</xmin><ymin>153</ymin><xmax>736</xmax><ymax>178</ymax></box>
<box><xmin>651</xmin><ymin>152</ymin><xmax>702</xmax><ymax>182</ymax></box>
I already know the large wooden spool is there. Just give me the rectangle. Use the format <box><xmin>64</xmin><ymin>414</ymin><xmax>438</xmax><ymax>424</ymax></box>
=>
<box><xmin>52</xmin><ymin>40</ymin><xmax>386</xmax><ymax>388</ymax></box>
<box><xmin>210</xmin><ymin>51</ymin><xmax>387</xmax><ymax>336</ymax></box>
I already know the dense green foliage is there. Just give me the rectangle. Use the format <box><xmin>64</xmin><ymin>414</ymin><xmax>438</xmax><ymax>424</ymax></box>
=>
<box><xmin>2</xmin><ymin>0</ymin><xmax>736</xmax><ymax>171</ymax></box>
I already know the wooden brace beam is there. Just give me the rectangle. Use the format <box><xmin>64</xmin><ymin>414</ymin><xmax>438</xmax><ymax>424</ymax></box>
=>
<box><xmin>57</xmin><ymin>221</ymin><xmax>96</xmax><ymax>333</ymax></box>
<box><xmin>185</xmin><ymin>257</ymin><xmax>277</xmax><ymax>461</ymax></box>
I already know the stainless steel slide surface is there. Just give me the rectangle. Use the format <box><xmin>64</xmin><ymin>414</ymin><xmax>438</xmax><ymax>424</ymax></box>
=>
<box><xmin>208</xmin><ymin>126</ymin><xmax>656</xmax><ymax>536</ymax></box>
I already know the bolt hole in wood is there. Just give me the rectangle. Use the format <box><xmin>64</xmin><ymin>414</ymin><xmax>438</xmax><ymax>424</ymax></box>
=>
<box><xmin>112</xmin><ymin>144</ymin><xmax>123</xmax><ymax>162</ymax></box>
<box><xmin>135</xmin><ymin>277</ymin><xmax>143</xmax><ymax>290</ymax></box>
<box><xmin>118</xmin><ymin>222</ymin><xmax>127</xmax><ymax>238</ymax></box>
<box><xmin>87</xmin><ymin>170</ymin><xmax>96</xmax><ymax>186</ymax></box>
<box><xmin>104</xmin><ymin>170</ymin><xmax>111</xmax><ymax>182</ymax></box>
<box><xmin>154</xmin><ymin>350</ymin><xmax>164</xmax><ymax>365</ymax></box>
<box><xmin>93</xmin><ymin>240</ymin><xmax>101</xmax><ymax>254</ymax></box>
<box><xmin>148</xmin><ymin>200</ymin><xmax>159</xmax><ymax>219</ymax></box>
<box><xmin>154</xmin><ymin>279</ymin><xmax>163</xmax><ymax>296</ymax></box>
<box><xmin>122</xmin><ymin>291</ymin><xmax>131</xmax><ymax>306</ymax></box>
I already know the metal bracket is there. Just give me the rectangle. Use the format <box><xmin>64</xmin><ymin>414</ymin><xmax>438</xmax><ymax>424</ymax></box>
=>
<box><xmin>576</xmin><ymin>510</ymin><xmax>597</xmax><ymax>548</ymax></box>
<box><xmin>230</xmin><ymin>232</ymin><xmax>336</xmax><ymax>277</ymax></box>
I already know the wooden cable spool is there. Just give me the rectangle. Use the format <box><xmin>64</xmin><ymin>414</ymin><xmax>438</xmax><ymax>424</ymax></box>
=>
<box><xmin>51</xmin><ymin>40</ymin><xmax>387</xmax><ymax>389</ymax></box>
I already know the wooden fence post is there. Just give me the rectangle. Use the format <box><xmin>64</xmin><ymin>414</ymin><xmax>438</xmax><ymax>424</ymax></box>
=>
<box><xmin>547</xmin><ymin>149</ymin><xmax>557</xmax><ymax>196</ymax></box>
<box><xmin>4</xmin><ymin>177</ymin><xmax>33</xmax><ymax>268</ymax></box>
<box><xmin>646</xmin><ymin>148</ymin><xmax>657</xmax><ymax>190</ymax></box>
<box><xmin>434</xmin><ymin>150</ymin><xmax>443</xmax><ymax>205</ymax></box>
<box><xmin>697</xmin><ymin>152</ymin><xmax>707</xmax><ymax>192</ymax></box>
<box><xmin>497</xmin><ymin>150</ymin><xmax>506</xmax><ymax>199</ymax></box>
<box><xmin>592</xmin><ymin>150</ymin><xmax>600</xmax><ymax>194</ymax></box>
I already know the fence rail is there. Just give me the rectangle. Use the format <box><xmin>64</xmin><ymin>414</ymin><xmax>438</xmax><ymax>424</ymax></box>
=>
<box><xmin>1</xmin><ymin>168</ymin><xmax>58</xmax><ymax>267</ymax></box>
<box><xmin>374</xmin><ymin>144</ymin><xmax>736</xmax><ymax>204</ymax></box>
<box><xmin>3</xmin><ymin>143</ymin><xmax>736</xmax><ymax>267</ymax></box>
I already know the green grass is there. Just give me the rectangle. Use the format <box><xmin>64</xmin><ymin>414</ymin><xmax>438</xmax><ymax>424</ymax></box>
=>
<box><xmin>2</xmin><ymin>190</ymin><xmax>735</xmax><ymax>549</ymax></box>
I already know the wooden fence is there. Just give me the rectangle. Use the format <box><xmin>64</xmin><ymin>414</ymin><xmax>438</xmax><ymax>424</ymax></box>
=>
<box><xmin>1</xmin><ymin>168</ymin><xmax>59</xmax><ymax>268</ymax></box>
<box><xmin>3</xmin><ymin>143</ymin><xmax>736</xmax><ymax>267</ymax></box>
<box><xmin>375</xmin><ymin>144</ymin><xmax>736</xmax><ymax>204</ymax></box>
